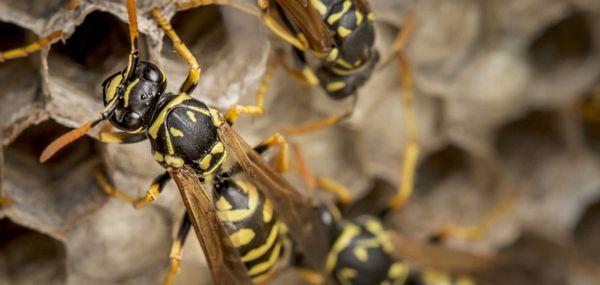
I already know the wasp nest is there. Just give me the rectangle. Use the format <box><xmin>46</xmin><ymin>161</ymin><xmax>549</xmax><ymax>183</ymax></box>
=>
<box><xmin>1</xmin><ymin>0</ymin><xmax>599</xmax><ymax>284</ymax></box>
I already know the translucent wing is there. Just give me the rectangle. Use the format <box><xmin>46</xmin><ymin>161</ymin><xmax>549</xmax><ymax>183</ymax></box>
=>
<box><xmin>217</xmin><ymin>122</ymin><xmax>329</xmax><ymax>272</ymax></box>
<box><xmin>273</xmin><ymin>0</ymin><xmax>335</xmax><ymax>54</ymax></box>
<box><xmin>168</xmin><ymin>166</ymin><xmax>251</xmax><ymax>285</ymax></box>
<box><xmin>390</xmin><ymin>232</ymin><xmax>496</xmax><ymax>274</ymax></box>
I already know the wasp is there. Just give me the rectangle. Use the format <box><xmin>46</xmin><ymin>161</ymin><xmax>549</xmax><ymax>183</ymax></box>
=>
<box><xmin>177</xmin><ymin>0</ymin><xmax>415</xmax><ymax>133</ymax></box>
<box><xmin>37</xmin><ymin>1</ymin><xmax>329</xmax><ymax>284</ymax></box>
<box><xmin>286</xmin><ymin>144</ymin><xmax>523</xmax><ymax>285</ymax></box>
<box><xmin>176</xmin><ymin>0</ymin><xmax>420</xmax><ymax>213</ymax></box>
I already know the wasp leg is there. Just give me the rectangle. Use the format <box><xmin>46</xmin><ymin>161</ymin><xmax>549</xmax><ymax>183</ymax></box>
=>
<box><xmin>164</xmin><ymin>212</ymin><xmax>192</xmax><ymax>285</ymax></box>
<box><xmin>99</xmin><ymin>131</ymin><xmax>147</xmax><ymax>144</ymax></box>
<box><xmin>152</xmin><ymin>8</ymin><xmax>200</xmax><ymax>95</ymax></box>
<box><xmin>314</xmin><ymin>176</ymin><xmax>354</xmax><ymax>206</ymax></box>
<box><xmin>0</xmin><ymin>30</ymin><xmax>63</xmax><ymax>63</ymax></box>
<box><xmin>388</xmin><ymin>14</ymin><xmax>419</xmax><ymax>212</ymax></box>
<box><xmin>282</xmin><ymin>93</ymin><xmax>356</xmax><ymax>136</ymax></box>
<box><xmin>291</xmin><ymin>143</ymin><xmax>353</xmax><ymax>205</ymax></box>
<box><xmin>390</xmin><ymin>11</ymin><xmax>415</xmax><ymax>58</ymax></box>
<box><xmin>93</xmin><ymin>166</ymin><xmax>171</xmax><ymax>208</ymax></box>
<box><xmin>287</xmin><ymin>47</ymin><xmax>320</xmax><ymax>86</ymax></box>
<box><xmin>224</xmin><ymin>52</ymin><xmax>281</xmax><ymax>125</ymax></box>
<box><xmin>177</xmin><ymin>0</ymin><xmax>260</xmax><ymax>16</ymax></box>
<box><xmin>252</xmin><ymin>133</ymin><xmax>290</xmax><ymax>173</ymax></box>
<box><xmin>257</xmin><ymin>0</ymin><xmax>309</xmax><ymax>51</ymax></box>
<box><xmin>429</xmin><ymin>191</ymin><xmax>519</xmax><ymax>243</ymax></box>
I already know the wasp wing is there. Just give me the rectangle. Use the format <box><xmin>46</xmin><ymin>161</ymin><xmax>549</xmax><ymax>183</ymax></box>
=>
<box><xmin>272</xmin><ymin>0</ymin><xmax>334</xmax><ymax>55</ymax></box>
<box><xmin>217</xmin><ymin>122</ymin><xmax>329</xmax><ymax>272</ymax></box>
<box><xmin>390</xmin><ymin>232</ymin><xmax>497</xmax><ymax>274</ymax></box>
<box><xmin>168</xmin><ymin>166</ymin><xmax>251</xmax><ymax>285</ymax></box>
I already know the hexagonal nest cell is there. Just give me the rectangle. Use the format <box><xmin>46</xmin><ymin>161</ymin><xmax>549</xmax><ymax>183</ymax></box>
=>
<box><xmin>48</xmin><ymin>11</ymin><xmax>131</xmax><ymax>95</ymax></box>
<box><xmin>3</xmin><ymin>120</ymin><xmax>105</xmax><ymax>234</ymax></box>
<box><xmin>1</xmin><ymin>0</ymin><xmax>600</xmax><ymax>284</ymax></box>
<box><xmin>0</xmin><ymin>218</ymin><xmax>66</xmax><ymax>285</ymax></box>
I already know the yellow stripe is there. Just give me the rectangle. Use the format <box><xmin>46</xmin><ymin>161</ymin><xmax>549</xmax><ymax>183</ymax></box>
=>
<box><xmin>247</xmin><ymin>242</ymin><xmax>282</xmax><ymax>275</ymax></box>
<box><xmin>199</xmin><ymin>154</ymin><xmax>213</xmax><ymax>170</ymax></box>
<box><xmin>170</xmin><ymin>127</ymin><xmax>184</xmax><ymax>137</ymax></box>
<box><xmin>154</xmin><ymin>152</ymin><xmax>164</xmax><ymax>162</ymax></box>
<box><xmin>211</xmin><ymin>142</ymin><xmax>224</xmax><ymax>154</ymax></box>
<box><xmin>148</xmin><ymin>93</ymin><xmax>192</xmax><ymax>139</ymax></box>
<box><xmin>229</xmin><ymin>228</ymin><xmax>255</xmax><ymax>247</ymax></box>
<box><xmin>262</xmin><ymin>200</ymin><xmax>273</xmax><ymax>223</ymax></box>
<box><xmin>241</xmin><ymin>223</ymin><xmax>279</xmax><ymax>262</ymax></box>
<box><xmin>105</xmin><ymin>74</ymin><xmax>123</xmax><ymax>102</ymax></box>
<box><xmin>310</xmin><ymin>0</ymin><xmax>328</xmax><ymax>15</ymax></box>
<box><xmin>327</xmin><ymin>0</ymin><xmax>352</xmax><ymax>24</ymax></box>
<box><xmin>186</xmin><ymin>110</ymin><xmax>197</xmax><ymax>122</ymax></box>
<box><xmin>123</xmin><ymin>78</ymin><xmax>139</xmax><ymax>107</ymax></box>
<box><xmin>326</xmin><ymin>81</ymin><xmax>346</xmax><ymax>92</ymax></box>
<box><xmin>215</xmin><ymin>196</ymin><xmax>233</xmax><ymax>210</ymax></box>
<box><xmin>326</xmin><ymin>224</ymin><xmax>360</xmax><ymax>271</ymax></box>
<box><xmin>355</xmin><ymin>10</ymin><xmax>364</xmax><ymax>25</ymax></box>
<box><xmin>217</xmin><ymin>182</ymin><xmax>259</xmax><ymax>222</ymax></box>
<box><xmin>388</xmin><ymin>262</ymin><xmax>409</xmax><ymax>280</ymax></box>
<box><xmin>186</xmin><ymin>106</ymin><xmax>211</xmax><ymax>116</ymax></box>
<box><xmin>338</xmin><ymin>26</ymin><xmax>352</xmax><ymax>37</ymax></box>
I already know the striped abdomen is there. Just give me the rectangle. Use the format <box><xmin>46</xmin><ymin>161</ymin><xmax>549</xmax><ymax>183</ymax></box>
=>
<box><xmin>327</xmin><ymin>217</ymin><xmax>476</xmax><ymax>285</ymax></box>
<box><xmin>213</xmin><ymin>174</ymin><xmax>290</xmax><ymax>284</ymax></box>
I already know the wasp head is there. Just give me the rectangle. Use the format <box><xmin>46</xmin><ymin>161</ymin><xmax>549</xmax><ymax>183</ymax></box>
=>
<box><xmin>102</xmin><ymin>61</ymin><xmax>167</xmax><ymax>132</ymax></box>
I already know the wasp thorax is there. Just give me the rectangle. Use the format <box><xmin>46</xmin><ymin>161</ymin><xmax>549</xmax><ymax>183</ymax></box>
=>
<box><xmin>102</xmin><ymin>61</ymin><xmax>167</xmax><ymax>132</ymax></box>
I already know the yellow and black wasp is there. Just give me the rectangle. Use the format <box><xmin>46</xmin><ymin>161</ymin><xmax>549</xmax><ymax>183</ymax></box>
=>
<box><xmin>280</xmin><ymin>140</ymin><xmax>516</xmax><ymax>284</ymax></box>
<box><xmin>175</xmin><ymin>0</ymin><xmax>420</xmax><ymax>216</ymax></box>
<box><xmin>283</xmin><ymin>144</ymin><xmax>523</xmax><ymax>285</ymax></box>
<box><xmin>177</xmin><ymin>0</ymin><xmax>415</xmax><ymax>133</ymax></box>
<box><xmin>34</xmin><ymin>0</ymin><xmax>330</xmax><ymax>284</ymax></box>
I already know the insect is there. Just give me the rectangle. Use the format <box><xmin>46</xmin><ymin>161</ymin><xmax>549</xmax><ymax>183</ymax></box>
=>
<box><xmin>177</xmin><ymin>0</ymin><xmax>415</xmax><ymax>134</ymax></box>
<box><xmin>177</xmin><ymin>0</ymin><xmax>420</xmax><ymax>220</ymax></box>
<box><xmin>38</xmin><ymin>0</ymin><xmax>328</xmax><ymax>284</ymax></box>
<box><xmin>286</xmin><ymin>144</ymin><xmax>519</xmax><ymax>285</ymax></box>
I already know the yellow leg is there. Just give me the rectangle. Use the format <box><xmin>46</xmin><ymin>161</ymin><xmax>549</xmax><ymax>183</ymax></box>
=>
<box><xmin>282</xmin><ymin>93</ymin><xmax>356</xmax><ymax>136</ymax></box>
<box><xmin>282</xmin><ymin>112</ymin><xmax>349</xmax><ymax>136</ymax></box>
<box><xmin>390</xmin><ymin>11</ymin><xmax>415</xmax><ymax>55</ymax></box>
<box><xmin>253</xmin><ymin>133</ymin><xmax>289</xmax><ymax>173</ymax></box>
<box><xmin>177</xmin><ymin>0</ymin><xmax>260</xmax><ymax>16</ymax></box>
<box><xmin>431</xmin><ymin>191</ymin><xmax>519</xmax><ymax>242</ymax></box>
<box><xmin>93</xmin><ymin>166</ymin><xmax>170</xmax><ymax>208</ymax></box>
<box><xmin>223</xmin><ymin>52</ymin><xmax>280</xmax><ymax>125</ymax></box>
<box><xmin>164</xmin><ymin>213</ymin><xmax>192</xmax><ymax>285</ymax></box>
<box><xmin>0</xmin><ymin>30</ymin><xmax>63</xmax><ymax>63</ymax></box>
<box><xmin>152</xmin><ymin>8</ymin><xmax>201</xmax><ymax>94</ymax></box>
<box><xmin>389</xmin><ymin>21</ymin><xmax>419</xmax><ymax>211</ymax></box>
<box><xmin>315</xmin><ymin>176</ymin><xmax>354</xmax><ymax>206</ymax></box>
<box><xmin>290</xmin><ymin>143</ymin><xmax>353</xmax><ymax>205</ymax></box>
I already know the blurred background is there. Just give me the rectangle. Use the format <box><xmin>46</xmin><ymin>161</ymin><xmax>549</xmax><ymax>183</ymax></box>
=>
<box><xmin>0</xmin><ymin>0</ymin><xmax>599</xmax><ymax>284</ymax></box>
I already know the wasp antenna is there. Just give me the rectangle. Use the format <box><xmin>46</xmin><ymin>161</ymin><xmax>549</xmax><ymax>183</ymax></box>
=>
<box><xmin>39</xmin><ymin>120</ymin><xmax>97</xmax><ymax>163</ymax></box>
